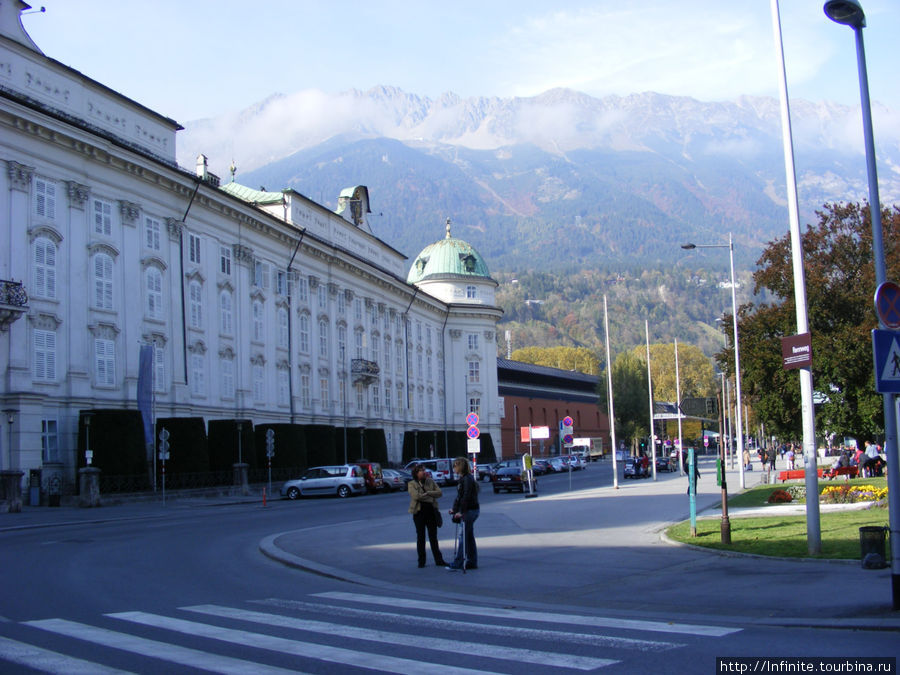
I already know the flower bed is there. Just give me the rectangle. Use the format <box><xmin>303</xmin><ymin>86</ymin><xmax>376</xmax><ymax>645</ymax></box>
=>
<box><xmin>767</xmin><ymin>488</ymin><xmax>793</xmax><ymax>503</ymax></box>
<box><xmin>820</xmin><ymin>484</ymin><xmax>888</xmax><ymax>504</ymax></box>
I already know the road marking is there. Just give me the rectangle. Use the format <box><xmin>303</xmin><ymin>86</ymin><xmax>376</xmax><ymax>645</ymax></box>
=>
<box><xmin>183</xmin><ymin>604</ymin><xmax>618</xmax><ymax>671</ymax></box>
<box><xmin>314</xmin><ymin>591</ymin><xmax>742</xmax><ymax>637</ymax></box>
<box><xmin>24</xmin><ymin>618</ymin><xmax>298</xmax><ymax>675</ymax></box>
<box><xmin>108</xmin><ymin>611</ymin><xmax>501</xmax><ymax>675</ymax></box>
<box><xmin>0</xmin><ymin>635</ymin><xmax>135</xmax><ymax>674</ymax></box>
<box><xmin>253</xmin><ymin>597</ymin><xmax>681</xmax><ymax>652</ymax></box>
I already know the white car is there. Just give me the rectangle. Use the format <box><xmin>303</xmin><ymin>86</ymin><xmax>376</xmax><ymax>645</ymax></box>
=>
<box><xmin>281</xmin><ymin>465</ymin><xmax>366</xmax><ymax>499</ymax></box>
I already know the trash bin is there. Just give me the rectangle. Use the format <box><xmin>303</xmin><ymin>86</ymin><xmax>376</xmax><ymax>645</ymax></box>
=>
<box><xmin>859</xmin><ymin>526</ymin><xmax>889</xmax><ymax>569</ymax></box>
<box><xmin>29</xmin><ymin>469</ymin><xmax>41</xmax><ymax>506</ymax></box>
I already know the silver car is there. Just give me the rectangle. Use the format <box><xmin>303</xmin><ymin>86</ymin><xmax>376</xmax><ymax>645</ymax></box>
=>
<box><xmin>281</xmin><ymin>465</ymin><xmax>365</xmax><ymax>499</ymax></box>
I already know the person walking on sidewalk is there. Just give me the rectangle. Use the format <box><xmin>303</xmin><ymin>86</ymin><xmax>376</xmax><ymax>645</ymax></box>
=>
<box><xmin>447</xmin><ymin>457</ymin><xmax>479</xmax><ymax>571</ymax></box>
<box><xmin>408</xmin><ymin>464</ymin><xmax>446</xmax><ymax>568</ymax></box>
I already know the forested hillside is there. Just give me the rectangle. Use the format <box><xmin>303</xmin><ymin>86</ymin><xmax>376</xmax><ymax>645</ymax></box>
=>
<box><xmin>495</xmin><ymin>266</ymin><xmax>759</xmax><ymax>361</ymax></box>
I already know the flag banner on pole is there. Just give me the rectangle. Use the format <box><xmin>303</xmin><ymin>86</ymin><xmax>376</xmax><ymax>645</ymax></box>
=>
<box><xmin>137</xmin><ymin>344</ymin><xmax>153</xmax><ymax>446</ymax></box>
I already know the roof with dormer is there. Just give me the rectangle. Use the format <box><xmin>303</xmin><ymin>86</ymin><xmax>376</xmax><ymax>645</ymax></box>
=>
<box><xmin>406</xmin><ymin>219</ymin><xmax>495</xmax><ymax>285</ymax></box>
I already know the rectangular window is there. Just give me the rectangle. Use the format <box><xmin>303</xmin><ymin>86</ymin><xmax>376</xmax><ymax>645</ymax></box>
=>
<box><xmin>33</xmin><ymin>237</ymin><xmax>57</xmax><ymax>299</ymax></box>
<box><xmin>275</xmin><ymin>270</ymin><xmax>287</xmax><ymax>295</ymax></box>
<box><xmin>144</xmin><ymin>217</ymin><xmax>161</xmax><ymax>251</ymax></box>
<box><xmin>34</xmin><ymin>177</ymin><xmax>57</xmax><ymax>220</ymax></box>
<box><xmin>337</xmin><ymin>325</ymin><xmax>346</xmax><ymax>362</ymax></box>
<box><xmin>354</xmin><ymin>298</ymin><xmax>362</xmax><ymax>321</ymax></box>
<box><xmin>299</xmin><ymin>315</ymin><xmax>310</xmax><ymax>353</ymax></box>
<box><xmin>337</xmin><ymin>291</ymin><xmax>346</xmax><ymax>314</ymax></box>
<box><xmin>189</xmin><ymin>282</ymin><xmax>203</xmax><ymax>328</ymax></box>
<box><xmin>221</xmin><ymin>358</ymin><xmax>235</xmax><ymax>399</ymax></box>
<box><xmin>254</xmin><ymin>260</ymin><xmax>270</xmax><ymax>289</ymax></box>
<box><xmin>320</xmin><ymin>378</ymin><xmax>330</xmax><ymax>409</ymax></box>
<box><xmin>34</xmin><ymin>329</ymin><xmax>56</xmax><ymax>381</ymax></box>
<box><xmin>339</xmin><ymin>379</ymin><xmax>346</xmax><ymax>408</ymax></box>
<box><xmin>153</xmin><ymin>345</ymin><xmax>166</xmax><ymax>394</ymax></box>
<box><xmin>468</xmin><ymin>333</ymin><xmax>479</xmax><ymax>351</ymax></box>
<box><xmin>41</xmin><ymin>419</ymin><xmax>59</xmax><ymax>462</ymax></box>
<box><xmin>191</xmin><ymin>354</ymin><xmax>205</xmax><ymax>396</ymax></box>
<box><xmin>252</xmin><ymin>301</ymin><xmax>264</xmax><ymax>342</ymax></box>
<box><xmin>466</xmin><ymin>285</ymin><xmax>477</xmax><ymax>299</ymax></box>
<box><xmin>188</xmin><ymin>233</ymin><xmax>201</xmax><ymax>264</ymax></box>
<box><xmin>469</xmin><ymin>397</ymin><xmax>481</xmax><ymax>416</ymax></box>
<box><xmin>373</xmin><ymin>384</ymin><xmax>380</xmax><ymax>414</ymax></box>
<box><xmin>384</xmin><ymin>384</ymin><xmax>391</xmax><ymax>412</ymax></box>
<box><xmin>93</xmin><ymin>254</ymin><xmax>113</xmax><ymax>309</ymax></box>
<box><xmin>95</xmin><ymin>338</ymin><xmax>116</xmax><ymax>386</ymax></box>
<box><xmin>355</xmin><ymin>383</ymin><xmax>364</xmax><ymax>410</ymax></box>
<box><xmin>301</xmin><ymin>374</ymin><xmax>311</xmax><ymax>408</ymax></box>
<box><xmin>384</xmin><ymin>338</ymin><xmax>391</xmax><ymax>372</ymax></box>
<box><xmin>219</xmin><ymin>246</ymin><xmax>232</xmax><ymax>275</ymax></box>
<box><xmin>297</xmin><ymin>277</ymin><xmax>309</xmax><ymax>303</ymax></box>
<box><xmin>397</xmin><ymin>385</ymin><xmax>403</xmax><ymax>411</ymax></box>
<box><xmin>318</xmin><ymin>321</ymin><xmax>328</xmax><ymax>358</ymax></box>
<box><xmin>92</xmin><ymin>198</ymin><xmax>112</xmax><ymax>236</ymax></box>
<box><xmin>317</xmin><ymin>284</ymin><xmax>327</xmax><ymax>308</ymax></box>
<box><xmin>278</xmin><ymin>309</ymin><xmax>289</xmax><ymax>349</ymax></box>
<box><xmin>253</xmin><ymin>364</ymin><xmax>265</xmax><ymax>403</ymax></box>
<box><xmin>468</xmin><ymin>360</ymin><xmax>480</xmax><ymax>384</ymax></box>
<box><xmin>278</xmin><ymin>370</ymin><xmax>290</xmax><ymax>407</ymax></box>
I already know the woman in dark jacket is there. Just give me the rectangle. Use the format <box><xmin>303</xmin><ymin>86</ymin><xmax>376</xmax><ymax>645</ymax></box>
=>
<box><xmin>408</xmin><ymin>465</ymin><xmax>445</xmax><ymax>568</ymax></box>
<box><xmin>447</xmin><ymin>457</ymin><xmax>479</xmax><ymax>571</ymax></box>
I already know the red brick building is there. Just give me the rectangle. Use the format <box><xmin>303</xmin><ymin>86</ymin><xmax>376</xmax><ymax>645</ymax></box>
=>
<box><xmin>497</xmin><ymin>359</ymin><xmax>609</xmax><ymax>459</ymax></box>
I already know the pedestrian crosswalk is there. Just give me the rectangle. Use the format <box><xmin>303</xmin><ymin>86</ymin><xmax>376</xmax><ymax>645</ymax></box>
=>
<box><xmin>0</xmin><ymin>592</ymin><xmax>741</xmax><ymax>673</ymax></box>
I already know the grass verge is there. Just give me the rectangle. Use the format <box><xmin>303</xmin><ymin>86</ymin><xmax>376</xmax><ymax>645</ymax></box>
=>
<box><xmin>668</xmin><ymin>478</ymin><xmax>890</xmax><ymax>559</ymax></box>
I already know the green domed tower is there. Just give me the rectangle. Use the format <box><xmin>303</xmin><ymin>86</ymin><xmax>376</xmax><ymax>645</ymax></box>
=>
<box><xmin>407</xmin><ymin>218</ymin><xmax>498</xmax><ymax>304</ymax></box>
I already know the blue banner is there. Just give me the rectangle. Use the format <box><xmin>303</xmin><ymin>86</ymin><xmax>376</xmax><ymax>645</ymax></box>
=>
<box><xmin>137</xmin><ymin>344</ymin><xmax>153</xmax><ymax>445</ymax></box>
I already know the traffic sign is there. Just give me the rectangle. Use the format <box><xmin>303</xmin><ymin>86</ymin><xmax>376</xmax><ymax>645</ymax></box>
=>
<box><xmin>562</xmin><ymin>434</ymin><xmax>574</xmax><ymax>446</ymax></box>
<box><xmin>466</xmin><ymin>425</ymin><xmax>480</xmax><ymax>439</ymax></box>
<box><xmin>465</xmin><ymin>412</ymin><xmax>479</xmax><ymax>427</ymax></box>
<box><xmin>159</xmin><ymin>428</ymin><xmax>169</xmax><ymax>441</ymax></box>
<box><xmin>872</xmin><ymin>328</ymin><xmax>900</xmax><ymax>393</ymax></box>
<box><xmin>703</xmin><ymin>436</ymin><xmax>709</xmax><ymax>447</ymax></box>
<box><xmin>875</xmin><ymin>281</ymin><xmax>900</xmax><ymax>329</ymax></box>
<box><xmin>467</xmin><ymin>438</ymin><xmax>480</xmax><ymax>454</ymax></box>
<box><xmin>562</xmin><ymin>416</ymin><xmax>574</xmax><ymax>428</ymax></box>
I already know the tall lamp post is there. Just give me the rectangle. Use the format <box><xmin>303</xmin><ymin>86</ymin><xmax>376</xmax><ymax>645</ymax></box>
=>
<box><xmin>825</xmin><ymin>0</ymin><xmax>900</xmax><ymax>609</ymax></box>
<box><xmin>682</xmin><ymin>233</ymin><xmax>746</xmax><ymax>490</ymax></box>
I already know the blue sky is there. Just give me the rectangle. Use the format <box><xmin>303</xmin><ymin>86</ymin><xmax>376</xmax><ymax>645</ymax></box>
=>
<box><xmin>21</xmin><ymin>0</ymin><xmax>900</xmax><ymax>123</ymax></box>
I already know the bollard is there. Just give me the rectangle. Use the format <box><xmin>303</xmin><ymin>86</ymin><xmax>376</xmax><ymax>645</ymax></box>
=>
<box><xmin>263</xmin><ymin>486</ymin><xmax>267</xmax><ymax>507</ymax></box>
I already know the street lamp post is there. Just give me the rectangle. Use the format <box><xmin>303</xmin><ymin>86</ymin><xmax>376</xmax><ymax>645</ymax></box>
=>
<box><xmin>825</xmin><ymin>0</ymin><xmax>900</xmax><ymax>609</ymax></box>
<box><xmin>682</xmin><ymin>233</ymin><xmax>746</xmax><ymax>490</ymax></box>
<box><xmin>2</xmin><ymin>409</ymin><xmax>15</xmax><ymax>470</ymax></box>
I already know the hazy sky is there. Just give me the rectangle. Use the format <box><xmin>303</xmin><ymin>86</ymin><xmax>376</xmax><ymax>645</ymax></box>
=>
<box><xmin>21</xmin><ymin>0</ymin><xmax>900</xmax><ymax>123</ymax></box>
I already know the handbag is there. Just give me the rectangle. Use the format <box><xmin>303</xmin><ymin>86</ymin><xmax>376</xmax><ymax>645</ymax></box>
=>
<box><xmin>436</xmin><ymin>509</ymin><xmax>443</xmax><ymax>527</ymax></box>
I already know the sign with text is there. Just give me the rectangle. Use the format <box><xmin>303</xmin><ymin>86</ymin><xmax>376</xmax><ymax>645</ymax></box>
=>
<box><xmin>467</xmin><ymin>438</ymin><xmax>480</xmax><ymax>454</ymax></box>
<box><xmin>781</xmin><ymin>332</ymin><xmax>812</xmax><ymax>370</ymax></box>
<box><xmin>530</xmin><ymin>426</ymin><xmax>550</xmax><ymax>439</ymax></box>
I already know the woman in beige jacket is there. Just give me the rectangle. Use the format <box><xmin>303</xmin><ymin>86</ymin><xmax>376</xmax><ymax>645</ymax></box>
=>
<box><xmin>408</xmin><ymin>464</ymin><xmax>446</xmax><ymax>568</ymax></box>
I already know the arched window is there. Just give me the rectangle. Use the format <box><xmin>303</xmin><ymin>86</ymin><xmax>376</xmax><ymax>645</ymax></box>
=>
<box><xmin>145</xmin><ymin>268</ymin><xmax>163</xmax><ymax>319</ymax></box>
<box><xmin>93</xmin><ymin>253</ymin><xmax>113</xmax><ymax>309</ymax></box>
<box><xmin>33</xmin><ymin>237</ymin><xmax>57</xmax><ymax>299</ymax></box>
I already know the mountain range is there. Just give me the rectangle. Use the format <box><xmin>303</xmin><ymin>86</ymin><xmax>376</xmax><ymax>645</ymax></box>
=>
<box><xmin>179</xmin><ymin>87</ymin><xmax>900</xmax><ymax>273</ymax></box>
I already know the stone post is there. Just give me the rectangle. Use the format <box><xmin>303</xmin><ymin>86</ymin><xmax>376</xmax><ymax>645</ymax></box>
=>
<box><xmin>78</xmin><ymin>467</ymin><xmax>101</xmax><ymax>507</ymax></box>
<box><xmin>233</xmin><ymin>462</ymin><xmax>249</xmax><ymax>496</ymax></box>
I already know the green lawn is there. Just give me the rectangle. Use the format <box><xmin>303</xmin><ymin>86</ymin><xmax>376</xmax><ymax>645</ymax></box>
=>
<box><xmin>668</xmin><ymin>478</ymin><xmax>890</xmax><ymax>559</ymax></box>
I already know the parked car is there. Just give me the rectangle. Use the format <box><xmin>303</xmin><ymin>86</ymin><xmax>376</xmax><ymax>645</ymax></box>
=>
<box><xmin>530</xmin><ymin>459</ymin><xmax>548</xmax><ymax>476</ymax></box>
<box><xmin>404</xmin><ymin>458</ymin><xmax>455</xmax><ymax>486</ymax></box>
<box><xmin>351</xmin><ymin>461</ymin><xmax>384</xmax><ymax>493</ymax></box>
<box><xmin>564</xmin><ymin>454</ymin><xmax>586</xmax><ymax>470</ymax></box>
<box><xmin>623</xmin><ymin>457</ymin><xmax>650</xmax><ymax>479</ymax></box>
<box><xmin>655</xmin><ymin>455</ymin><xmax>677</xmax><ymax>472</ymax></box>
<box><xmin>547</xmin><ymin>457</ymin><xmax>568</xmax><ymax>472</ymax></box>
<box><xmin>492</xmin><ymin>466</ymin><xmax>535</xmax><ymax>493</ymax></box>
<box><xmin>381</xmin><ymin>468</ymin><xmax>412</xmax><ymax>492</ymax></box>
<box><xmin>281</xmin><ymin>465</ymin><xmax>366</xmax><ymax>499</ymax></box>
<box><xmin>489</xmin><ymin>458</ymin><xmax>523</xmax><ymax>481</ymax></box>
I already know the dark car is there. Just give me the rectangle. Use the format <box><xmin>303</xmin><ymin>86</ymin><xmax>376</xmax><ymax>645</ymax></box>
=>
<box><xmin>530</xmin><ymin>459</ymin><xmax>549</xmax><ymax>476</ymax></box>
<box><xmin>655</xmin><ymin>455</ymin><xmax>677</xmax><ymax>472</ymax></box>
<box><xmin>492</xmin><ymin>466</ymin><xmax>535</xmax><ymax>493</ymax></box>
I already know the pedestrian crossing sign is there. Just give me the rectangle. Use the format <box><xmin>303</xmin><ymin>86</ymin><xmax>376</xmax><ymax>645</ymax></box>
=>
<box><xmin>872</xmin><ymin>329</ymin><xmax>900</xmax><ymax>393</ymax></box>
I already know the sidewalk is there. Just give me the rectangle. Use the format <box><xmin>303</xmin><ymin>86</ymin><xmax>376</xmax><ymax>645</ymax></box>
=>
<box><xmin>261</xmin><ymin>463</ymin><xmax>900</xmax><ymax>629</ymax></box>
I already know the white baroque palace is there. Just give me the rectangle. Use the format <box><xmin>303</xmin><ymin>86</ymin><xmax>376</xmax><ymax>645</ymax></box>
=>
<box><xmin>0</xmin><ymin>2</ymin><xmax>502</xmax><ymax>490</ymax></box>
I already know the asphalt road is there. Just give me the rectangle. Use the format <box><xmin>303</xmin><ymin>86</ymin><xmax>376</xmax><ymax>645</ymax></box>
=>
<box><xmin>0</xmin><ymin>462</ymin><xmax>896</xmax><ymax>673</ymax></box>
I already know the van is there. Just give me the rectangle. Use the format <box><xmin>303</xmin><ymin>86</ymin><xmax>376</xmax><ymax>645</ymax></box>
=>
<box><xmin>351</xmin><ymin>461</ymin><xmax>384</xmax><ymax>493</ymax></box>
<box><xmin>404</xmin><ymin>458</ymin><xmax>455</xmax><ymax>486</ymax></box>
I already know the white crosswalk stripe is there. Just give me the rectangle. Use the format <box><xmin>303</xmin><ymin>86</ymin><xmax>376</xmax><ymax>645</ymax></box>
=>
<box><xmin>0</xmin><ymin>591</ymin><xmax>742</xmax><ymax>673</ymax></box>
<box><xmin>0</xmin><ymin>635</ymin><xmax>135</xmax><ymax>675</ymax></box>
<box><xmin>314</xmin><ymin>590</ymin><xmax>743</xmax><ymax>637</ymax></box>
<box><xmin>24</xmin><ymin>618</ymin><xmax>300</xmax><ymax>675</ymax></box>
<box><xmin>181</xmin><ymin>603</ymin><xmax>617</xmax><ymax>671</ymax></box>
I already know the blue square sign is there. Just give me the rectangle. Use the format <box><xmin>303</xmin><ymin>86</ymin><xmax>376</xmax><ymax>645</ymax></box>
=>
<box><xmin>872</xmin><ymin>329</ymin><xmax>900</xmax><ymax>393</ymax></box>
